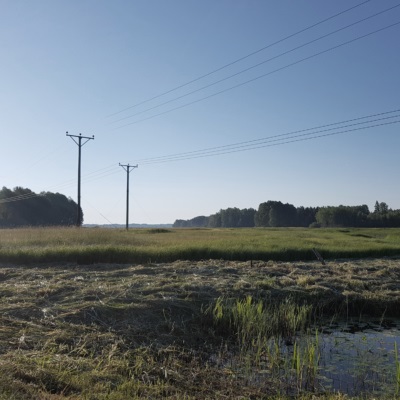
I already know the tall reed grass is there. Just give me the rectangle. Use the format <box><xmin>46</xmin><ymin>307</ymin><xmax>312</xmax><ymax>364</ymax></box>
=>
<box><xmin>1</xmin><ymin>226</ymin><xmax>400</xmax><ymax>263</ymax></box>
<box><xmin>395</xmin><ymin>341</ymin><xmax>400</xmax><ymax>396</ymax></box>
<box><xmin>208</xmin><ymin>296</ymin><xmax>311</xmax><ymax>354</ymax></box>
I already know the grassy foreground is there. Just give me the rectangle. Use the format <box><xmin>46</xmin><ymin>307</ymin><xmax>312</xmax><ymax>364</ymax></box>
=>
<box><xmin>0</xmin><ymin>227</ymin><xmax>400</xmax><ymax>398</ymax></box>
<box><xmin>0</xmin><ymin>257</ymin><xmax>400</xmax><ymax>399</ymax></box>
<box><xmin>1</xmin><ymin>226</ymin><xmax>400</xmax><ymax>263</ymax></box>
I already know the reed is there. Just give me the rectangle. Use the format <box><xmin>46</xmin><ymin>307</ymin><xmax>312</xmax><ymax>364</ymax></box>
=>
<box><xmin>395</xmin><ymin>341</ymin><xmax>400</xmax><ymax>395</ymax></box>
<box><xmin>1</xmin><ymin>226</ymin><xmax>400</xmax><ymax>263</ymax></box>
<box><xmin>208</xmin><ymin>295</ymin><xmax>312</xmax><ymax>373</ymax></box>
<box><xmin>293</xmin><ymin>331</ymin><xmax>320</xmax><ymax>393</ymax></box>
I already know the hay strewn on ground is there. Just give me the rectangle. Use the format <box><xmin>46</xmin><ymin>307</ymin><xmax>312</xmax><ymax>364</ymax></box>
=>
<box><xmin>0</xmin><ymin>258</ymin><xmax>399</xmax><ymax>399</ymax></box>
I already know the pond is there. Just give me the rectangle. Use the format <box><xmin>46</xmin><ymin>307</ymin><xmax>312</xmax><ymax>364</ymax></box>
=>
<box><xmin>214</xmin><ymin>319</ymin><xmax>400</xmax><ymax>397</ymax></box>
<box><xmin>313</xmin><ymin>319</ymin><xmax>400</xmax><ymax>396</ymax></box>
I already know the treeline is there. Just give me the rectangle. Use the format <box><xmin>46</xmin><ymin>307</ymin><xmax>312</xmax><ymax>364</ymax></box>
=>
<box><xmin>0</xmin><ymin>186</ymin><xmax>82</xmax><ymax>227</ymax></box>
<box><xmin>173</xmin><ymin>200</ymin><xmax>400</xmax><ymax>228</ymax></box>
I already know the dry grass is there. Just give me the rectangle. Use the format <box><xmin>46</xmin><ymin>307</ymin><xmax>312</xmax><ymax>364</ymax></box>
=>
<box><xmin>0</xmin><ymin>258</ymin><xmax>399</xmax><ymax>398</ymax></box>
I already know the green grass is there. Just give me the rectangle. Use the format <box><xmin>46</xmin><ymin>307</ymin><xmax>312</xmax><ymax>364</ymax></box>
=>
<box><xmin>1</xmin><ymin>226</ymin><xmax>400</xmax><ymax>264</ymax></box>
<box><xmin>1</xmin><ymin>227</ymin><xmax>400</xmax><ymax>398</ymax></box>
<box><xmin>0</xmin><ymin>257</ymin><xmax>399</xmax><ymax>398</ymax></box>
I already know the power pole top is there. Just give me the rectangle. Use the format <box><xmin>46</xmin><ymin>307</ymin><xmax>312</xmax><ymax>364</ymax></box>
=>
<box><xmin>66</xmin><ymin>131</ymin><xmax>95</xmax><ymax>227</ymax></box>
<box><xmin>119</xmin><ymin>163</ymin><xmax>138</xmax><ymax>230</ymax></box>
<box><xmin>119</xmin><ymin>163</ymin><xmax>138</xmax><ymax>171</ymax></box>
<box><xmin>66</xmin><ymin>132</ymin><xmax>95</xmax><ymax>144</ymax></box>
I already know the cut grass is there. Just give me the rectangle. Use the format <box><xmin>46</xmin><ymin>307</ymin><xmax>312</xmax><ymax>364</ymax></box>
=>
<box><xmin>0</xmin><ymin>258</ymin><xmax>400</xmax><ymax>398</ymax></box>
<box><xmin>1</xmin><ymin>227</ymin><xmax>400</xmax><ymax>398</ymax></box>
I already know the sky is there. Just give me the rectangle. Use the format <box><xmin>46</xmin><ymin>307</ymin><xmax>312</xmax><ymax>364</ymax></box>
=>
<box><xmin>1</xmin><ymin>0</ymin><xmax>400</xmax><ymax>225</ymax></box>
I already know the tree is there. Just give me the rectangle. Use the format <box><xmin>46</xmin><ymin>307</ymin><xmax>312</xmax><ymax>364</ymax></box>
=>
<box><xmin>220</xmin><ymin>208</ymin><xmax>242</xmax><ymax>227</ymax></box>
<box><xmin>240</xmin><ymin>208</ymin><xmax>256</xmax><ymax>227</ymax></box>
<box><xmin>315</xmin><ymin>205</ymin><xmax>370</xmax><ymax>227</ymax></box>
<box><xmin>0</xmin><ymin>187</ymin><xmax>82</xmax><ymax>227</ymax></box>
<box><xmin>254</xmin><ymin>202</ymin><xmax>272</xmax><ymax>227</ymax></box>
<box><xmin>297</xmin><ymin>206</ymin><xmax>318</xmax><ymax>227</ymax></box>
<box><xmin>374</xmin><ymin>201</ymin><xmax>389</xmax><ymax>215</ymax></box>
<box><xmin>268</xmin><ymin>201</ymin><xmax>297</xmax><ymax>227</ymax></box>
<box><xmin>208</xmin><ymin>211</ymin><xmax>222</xmax><ymax>228</ymax></box>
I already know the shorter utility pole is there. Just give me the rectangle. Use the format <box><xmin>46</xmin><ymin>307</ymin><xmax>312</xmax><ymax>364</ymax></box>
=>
<box><xmin>66</xmin><ymin>132</ymin><xmax>94</xmax><ymax>226</ymax></box>
<box><xmin>119</xmin><ymin>163</ymin><xmax>138</xmax><ymax>230</ymax></box>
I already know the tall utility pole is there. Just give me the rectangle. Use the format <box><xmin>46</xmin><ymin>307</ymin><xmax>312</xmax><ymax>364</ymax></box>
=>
<box><xmin>66</xmin><ymin>132</ymin><xmax>94</xmax><ymax>227</ymax></box>
<box><xmin>119</xmin><ymin>163</ymin><xmax>138</xmax><ymax>230</ymax></box>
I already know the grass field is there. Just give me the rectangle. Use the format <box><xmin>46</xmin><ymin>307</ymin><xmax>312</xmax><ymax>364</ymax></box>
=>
<box><xmin>1</xmin><ymin>226</ymin><xmax>400</xmax><ymax>264</ymax></box>
<box><xmin>0</xmin><ymin>227</ymin><xmax>400</xmax><ymax>399</ymax></box>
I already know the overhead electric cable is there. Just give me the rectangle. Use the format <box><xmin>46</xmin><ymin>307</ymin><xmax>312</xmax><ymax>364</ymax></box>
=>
<box><xmin>137</xmin><ymin>120</ymin><xmax>400</xmax><ymax>165</ymax></box>
<box><xmin>81</xmin><ymin>167</ymin><xmax>121</xmax><ymax>184</ymax></box>
<box><xmin>131</xmin><ymin>109</ymin><xmax>400</xmax><ymax>164</ymax></box>
<box><xmin>110</xmin><ymin>4</ymin><xmax>400</xmax><ymax>125</ymax></box>
<box><xmin>114</xmin><ymin>20</ymin><xmax>400</xmax><ymax>130</ymax></box>
<box><xmin>2</xmin><ymin>109</ymin><xmax>399</xmax><ymax>205</ymax></box>
<box><xmin>0</xmin><ymin>164</ymin><xmax>121</xmax><ymax>204</ymax></box>
<box><xmin>83</xmin><ymin>198</ymin><xmax>119</xmax><ymax>227</ymax></box>
<box><xmin>0</xmin><ymin>192</ymin><xmax>45</xmax><ymax>204</ymax></box>
<box><xmin>106</xmin><ymin>0</ymin><xmax>372</xmax><ymax>118</ymax></box>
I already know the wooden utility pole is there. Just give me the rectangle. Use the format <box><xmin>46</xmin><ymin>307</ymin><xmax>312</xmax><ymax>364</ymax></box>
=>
<box><xmin>66</xmin><ymin>132</ymin><xmax>94</xmax><ymax>226</ymax></box>
<box><xmin>119</xmin><ymin>163</ymin><xmax>138</xmax><ymax>230</ymax></box>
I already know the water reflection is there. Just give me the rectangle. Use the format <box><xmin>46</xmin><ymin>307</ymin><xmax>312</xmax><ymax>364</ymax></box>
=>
<box><xmin>297</xmin><ymin>320</ymin><xmax>400</xmax><ymax>396</ymax></box>
<box><xmin>213</xmin><ymin>320</ymin><xmax>400</xmax><ymax>397</ymax></box>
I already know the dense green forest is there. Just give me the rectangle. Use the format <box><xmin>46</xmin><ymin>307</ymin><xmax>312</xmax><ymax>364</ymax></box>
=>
<box><xmin>0</xmin><ymin>187</ymin><xmax>82</xmax><ymax>227</ymax></box>
<box><xmin>173</xmin><ymin>200</ymin><xmax>400</xmax><ymax>228</ymax></box>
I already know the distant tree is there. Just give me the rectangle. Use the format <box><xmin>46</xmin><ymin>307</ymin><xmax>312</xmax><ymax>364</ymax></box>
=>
<box><xmin>43</xmin><ymin>192</ymin><xmax>82</xmax><ymax>226</ymax></box>
<box><xmin>190</xmin><ymin>215</ymin><xmax>208</xmax><ymax>227</ymax></box>
<box><xmin>208</xmin><ymin>211</ymin><xmax>222</xmax><ymax>228</ymax></box>
<box><xmin>255</xmin><ymin>201</ymin><xmax>298</xmax><ymax>227</ymax></box>
<box><xmin>240</xmin><ymin>208</ymin><xmax>256</xmax><ymax>227</ymax></box>
<box><xmin>368</xmin><ymin>201</ymin><xmax>400</xmax><ymax>227</ymax></box>
<box><xmin>173</xmin><ymin>219</ymin><xmax>187</xmax><ymax>228</ymax></box>
<box><xmin>173</xmin><ymin>215</ymin><xmax>208</xmax><ymax>228</ymax></box>
<box><xmin>220</xmin><ymin>208</ymin><xmax>242</xmax><ymax>228</ymax></box>
<box><xmin>0</xmin><ymin>187</ymin><xmax>82</xmax><ymax>227</ymax></box>
<box><xmin>175</xmin><ymin>207</ymin><xmax>256</xmax><ymax>228</ymax></box>
<box><xmin>254</xmin><ymin>201</ymin><xmax>273</xmax><ymax>227</ymax></box>
<box><xmin>296</xmin><ymin>206</ymin><xmax>318</xmax><ymax>227</ymax></box>
<box><xmin>173</xmin><ymin>200</ymin><xmax>400</xmax><ymax>230</ymax></box>
<box><xmin>316</xmin><ymin>205</ymin><xmax>369</xmax><ymax>227</ymax></box>
<box><xmin>374</xmin><ymin>201</ymin><xmax>389</xmax><ymax>215</ymax></box>
<box><xmin>268</xmin><ymin>201</ymin><xmax>297</xmax><ymax>227</ymax></box>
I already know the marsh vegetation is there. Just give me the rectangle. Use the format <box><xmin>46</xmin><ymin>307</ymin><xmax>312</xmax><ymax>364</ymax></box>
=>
<box><xmin>1</xmin><ymin>226</ymin><xmax>400</xmax><ymax>264</ymax></box>
<box><xmin>0</xmin><ymin>227</ymin><xmax>399</xmax><ymax>398</ymax></box>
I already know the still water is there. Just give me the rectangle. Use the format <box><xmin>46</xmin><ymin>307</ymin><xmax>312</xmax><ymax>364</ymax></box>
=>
<box><xmin>315</xmin><ymin>320</ymin><xmax>400</xmax><ymax>396</ymax></box>
<box><xmin>219</xmin><ymin>320</ymin><xmax>400</xmax><ymax>397</ymax></box>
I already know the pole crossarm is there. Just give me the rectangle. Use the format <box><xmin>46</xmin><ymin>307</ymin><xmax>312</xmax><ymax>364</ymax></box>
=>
<box><xmin>119</xmin><ymin>163</ymin><xmax>138</xmax><ymax>173</ymax></box>
<box><xmin>66</xmin><ymin>132</ymin><xmax>95</xmax><ymax>146</ymax></box>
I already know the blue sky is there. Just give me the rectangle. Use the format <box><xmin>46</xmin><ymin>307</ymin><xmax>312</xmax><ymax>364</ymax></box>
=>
<box><xmin>1</xmin><ymin>0</ymin><xmax>399</xmax><ymax>225</ymax></box>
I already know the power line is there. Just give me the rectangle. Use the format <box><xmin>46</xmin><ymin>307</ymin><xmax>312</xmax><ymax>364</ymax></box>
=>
<box><xmin>137</xmin><ymin>119</ymin><xmax>400</xmax><ymax>164</ymax></box>
<box><xmin>133</xmin><ymin>109</ymin><xmax>400</xmax><ymax>163</ymax></box>
<box><xmin>106</xmin><ymin>0</ymin><xmax>372</xmax><ymax>119</ymax></box>
<box><xmin>110</xmin><ymin>4</ymin><xmax>400</xmax><ymax>126</ymax></box>
<box><xmin>113</xmin><ymin>20</ymin><xmax>400</xmax><ymax>130</ymax></box>
<box><xmin>128</xmin><ymin>111</ymin><xmax>400</xmax><ymax>165</ymax></box>
<box><xmin>2</xmin><ymin>109</ymin><xmax>399</xmax><ymax>205</ymax></box>
<box><xmin>0</xmin><ymin>164</ymin><xmax>121</xmax><ymax>205</ymax></box>
<box><xmin>0</xmin><ymin>192</ymin><xmax>45</xmax><ymax>204</ymax></box>
<box><xmin>83</xmin><ymin>198</ymin><xmax>119</xmax><ymax>227</ymax></box>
